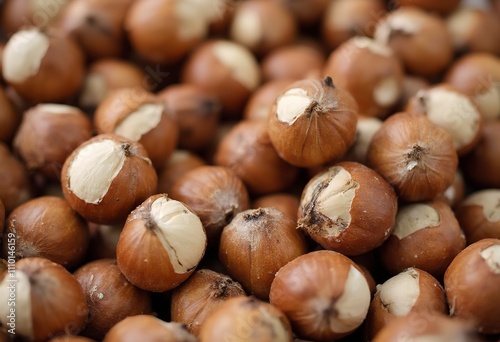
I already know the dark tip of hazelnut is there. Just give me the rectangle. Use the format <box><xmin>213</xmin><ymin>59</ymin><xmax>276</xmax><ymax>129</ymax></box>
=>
<box><xmin>324</xmin><ymin>76</ymin><xmax>335</xmax><ymax>88</ymax></box>
<box><xmin>243</xmin><ymin>208</ymin><xmax>265</xmax><ymax>221</ymax></box>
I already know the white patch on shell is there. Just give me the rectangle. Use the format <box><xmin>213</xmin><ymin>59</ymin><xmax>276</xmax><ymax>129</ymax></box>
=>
<box><xmin>352</xmin><ymin>36</ymin><xmax>392</xmax><ymax>57</ymax></box>
<box><xmin>419</xmin><ymin>88</ymin><xmax>481</xmax><ymax>150</ymax></box>
<box><xmin>393</xmin><ymin>203</ymin><xmax>440</xmax><ymax>240</ymax></box>
<box><xmin>2</xmin><ymin>29</ymin><xmax>50</xmax><ymax>83</ymax></box>
<box><xmin>276</xmin><ymin>87</ymin><xmax>313</xmax><ymax>125</ymax></box>
<box><xmin>480</xmin><ymin>245</ymin><xmax>500</xmax><ymax>274</ymax></box>
<box><xmin>67</xmin><ymin>139</ymin><xmax>126</xmax><ymax>204</ymax></box>
<box><xmin>212</xmin><ymin>41</ymin><xmax>260</xmax><ymax>91</ymax></box>
<box><xmin>374</xmin><ymin>77</ymin><xmax>400</xmax><ymax>107</ymax></box>
<box><xmin>114</xmin><ymin>103</ymin><xmax>164</xmax><ymax>141</ymax></box>
<box><xmin>150</xmin><ymin>197</ymin><xmax>206</xmax><ymax>274</ymax></box>
<box><xmin>377</xmin><ymin>268</ymin><xmax>420</xmax><ymax>316</ymax></box>
<box><xmin>230</xmin><ymin>8</ymin><xmax>262</xmax><ymax>48</ymax></box>
<box><xmin>463</xmin><ymin>189</ymin><xmax>500</xmax><ymax>222</ymax></box>
<box><xmin>0</xmin><ymin>271</ymin><xmax>33</xmax><ymax>339</ymax></box>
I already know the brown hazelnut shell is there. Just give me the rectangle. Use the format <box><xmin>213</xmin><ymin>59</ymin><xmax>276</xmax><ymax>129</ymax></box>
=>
<box><xmin>0</xmin><ymin>86</ymin><xmax>19</xmax><ymax>143</ymax></box>
<box><xmin>0</xmin><ymin>143</ymin><xmax>33</xmax><ymax>213</ymax></box>
<box><xmin>170</xmin><ymin>166</ymin><xmax>250</xmax><ymax>245</ymax></box>
<box><xmin>57</xmin><ymin>0</ymin><xmax>134</xmax><ymax>59</ymax></box>
<box><xmin>13</xmin><ymin>104</ymin><xmax>93</xmax><ymax>180</ymax></box>
<box><xmin>94</xmin><ymin>88</ymin><xmax>179</xmax><ymax>169</ymax></box>
<box><xmin>170</xmin><ymin>269</ymin><xmax>246</xmax><ymax>336</ymax></box>
<box><xmin>455</xmin><ymin>190</ymin><xmax>500</xmax><ymax>243</ymax></box>
<box><xmin>393</xmin><ymin>0</ymin><xmax>460</xmax><ymax>14</ymax></box>
<box><xmin>214</xmin><ymin>120</ymin><xmax>299</xmax><ymax>195</ymax></box>
<box><xmin>6</xmin><ymin>257</ymin><xmax>89</xmax><ymax>341</ymax></box>
<box><xmin>366</xmin><ymin>268</ymin><xmax>447</xmax><ymax>339</ymax></box>
<box><xmin>2</xmin><ymin>196</ymin><xmax>89</xmax><ymax>268</ymax></box>
<box><xmin>379</xmin><ymin>200</ymin><xmax>466</xmax><ymax>278</ymax></box>
<box><xmin>298</xmin><ymin>161</ymin><xmax>398</xmax><ymax>256</ymax></box>
<box><xmin>252</xmin><ymin>193</ymin><xmax>300</xmax><ymax>220</ymax></box>
<box><xmin>61</xmin><ymin>134</ymin><xmax>158</xmax><ymax>225</ymax></box>
<box><xmin>74</xmin><ymin>259</ymin><xmax>152</xmax><ymax>340</ymax></box>
<box><xmin>219</xmin><ymin>208</ymin><xmax>308</xmax><ymax>299</ymax></box>
<box><xmin>156</xmin><ymin>150</ymin><xmax>206</xmax><ymax>195</ymax></box>
<box><xmin>461</xmin><ymin>120</ymin><xmax>500</xmax><ymax>188</ymax></box>
<box><xmin>267</xmin><ymin>76</ymin><xmax>359</xmax><ymax>168</ymax></box>
<box><xmin>6</xmin><ymin>30</ymin><xmax>86</xmax><ymax>104</ymax></box>
<box><xmin>157</xmin><ymin>84</ymin><xmax>221</xmax><ymax>152</ymax></box>
<box><xmin>366</xmin><ymin>112</ymin><xmax>458</xmax><ymax>202</ymax></box>
<box><xmin>444</xmin><ymin>238</ymin><xmax>500</xmax><ymax>334</ymax></box>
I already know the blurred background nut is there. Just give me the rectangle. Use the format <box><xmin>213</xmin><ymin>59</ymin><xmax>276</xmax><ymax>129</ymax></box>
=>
<box><xmin>2</xmin><ymin>28</ymin><xmax>85</xmax><ymax>104</ymax></box>
<box><xmin>94</xmin><ymin>88</ymin><xmax>179</xmax><ymax>170</ymax></box>
<box><xmin>13</xmin><ymin>104</ymin><xmax>93</xmax><ymax>180</ymax></box>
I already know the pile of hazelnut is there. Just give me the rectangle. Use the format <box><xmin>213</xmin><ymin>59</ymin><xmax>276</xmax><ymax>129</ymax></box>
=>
<box><xmin>0</xmin><ymin>0</ymin><xmax>500</xmax><ymax>341</ymax></box>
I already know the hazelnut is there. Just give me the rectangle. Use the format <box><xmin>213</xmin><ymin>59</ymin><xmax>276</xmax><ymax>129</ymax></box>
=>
<box><xmin>0</xmin><ymin>0</ymin><xmax>70</xmax><ymax>34</ymax></box>
<box><xmin>79</xmin><ymin>58</ymin><xmax>151</xmax><ymax>109</ymax></box>
<box><xmin>0</xmin><ymin>257</ymin><xmax>89</xmax><ymax>341</ymax></box>
<box><xmin>321</xmin><ymin>0</ymin><xmax>386</xmax><ymax>50</ymax></box>
<box><xmin>157</xmin><ymin>150</ymin><xmax>207</xmax><ymax>195</ymax></box>
<box><xmin>94</xmin><ymin>88</ymin><xmax>179</xmax><ymax>169</ymax></box>
<box><xmin>267</xmin><ymin>76</ymin><xmax>359</xmax><ymax>167</ymax></box>
<box><xmin>261</xmin><ymin>44</ymin><xmax>325</xmax><ymax>82</ymax></box>
<box><xmin>324</xmin><ymin>36</ymin><xmax>404</xmax><ymax>118</ymax></box>
<box><xmin>103</xmin><ymin>315</ymin><xmax>196</xmax><ymax>342</ymax></box>
<box><xmin>0</xmin><ymin>86</ymin><xmax>19</xmax><ymax>143</ymax></box>
<box><xmin>229</xmin><ymin>0</ymin><xmax>298</xmax><ymax>56</ymax></box>
<box><xmin>61</xmin><ymin>134</ymin><xmax>158</xmax><ymax>225</ymax></box>
<box><xmin>379</xmin><ymin>201</ymin><xmax>466</xmax><ymax>278</ymax></box>
<box><xmin>13</xmin><ymin>104</ymin><xmax>93</xmax><ymax>180</ymax></box>
<box><xmin>2</xmin><ymin>28</ymin><xmax>85</xmax><ymax>103</ymax></box>
<box><xmin>0</xmin><ymin>143</ymin><xmax>33</xmax><ymax>213</ymax></box>
<box><xmin>214</xmin><ymin>120</ymin><xmax>299</xmax><ymax>195</ymax></box>
<box><xmin>157</xmin><ymin>84</ymin><xmax>221</xmax><ymax>152</ymax></box>
<box><xmin>219</xmin><ymin>208</ymin><xmax>308</xmax><ymax>299</ymax></box>
<box><xmin>171</xmin><ymin>269</ymin><xmax>246</xmax><ymax>336</ymax></box>
<box><xmin>447</xmin><ymin>7</ymin><xmax>500</xmax><ymax>55</ymax></box>
<box><xmin>56</xmin><ymin>0</ymin><xmax>134</xmax><ymax>59</ymax></box>
<box><xmin>374</xmin><ymin>6</ymin><xmax>454</xmax><ymax>77</ymax></box>
<box><xmin>461</xmin><ymin>120</ymin><xmax>500</xmax><ymax>188</ymax></box>
<box><xmin>444</xmin><ymin>238</ymin><xmax>500</xmax><ymax>334</ymax></box>
<box><xmin>392</xmin><ymin>0</ymin><xmax>460</xmax><ymax>14</ymax></box>
<box><xmin>366</xmin><ymin>268</ymin><xmax>448</xmax><ymax>339</ymax></box>
<box><xmin>367</xmin><ymin>112</ymin><xmax>458</xmax><ymax>202</ymax></box>
<box><xmin>372</xmin><ymin>312</ymin><xmax>477</xmax><ymax>342</ymax></box>
<box><xmin>125</xmin><ymin>0</ymin><xmax>211</xmax><ymax>64</ymax></box>
<box><xmin>181</xmin><ymin>39</ymin><xmax>261</xmax><ymax>119</ymax></box>
<box><xmin>199</xmin><ymin>296</ymin><xmax>293</xmax><ymax>342</ymax></box>
<box><xmin>116</xmin><ymin>194</ymin><xmax>207</xmax><ymax>292</ymax></box>
<box><xmin>170</xmin><ymin>166</ymin><xmax>249</xmax><ymax>245</ymax></box>
<box><xmin>1</xmin><ymin>196</ymin><xmax>90</xmax><ymax>269</ymax></box>
<box><xmin>243</xmin><ymin>79</ymin><xmax>293</xmax><ymax>121</ymax></box>
<box><xmin>298</xmin><ymin>161</ymin><xmax>398</xmax><ymax>256</ymax></box>
<box><xmin>342</xmin><ymin>115</ymin><xmax>383</xmax><ymax>165</ymax></box>
<box><xmin>455</xmin><ymin>189</ymin><xmax>500</xmax><ymax>243</ymax></box>
<box><xmin>406</xmin><ymin>84</ymin><xmax>482</xmax><ymax>156</ymax></box>
<box><xmin>74</xmin><ymin>258</ymin><xmax>152</xmax><ymax>340</ymax></box>
<box><xmin>269</xmin><ymin>250</ymin><xmax>371</xmax><ymax>341</ymax></box>
<box><xmin>444</xmin><ymin>52</ymin><xmax>500</xmax><ymax>120</ymax></box>
<box><xmin>252</xmin><ymin>193</ymin><xmax>300</xmax><ymax>221</ymax></box>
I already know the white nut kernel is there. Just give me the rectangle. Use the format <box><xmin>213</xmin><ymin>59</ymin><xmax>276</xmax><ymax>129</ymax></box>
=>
<box><xmin>67</xmin><ymin>139</ymin><xmax>127</xmax><ymax>204</ymax></box>
<box><xmin>378</xmin><ymin>268</ymin><xmax>420</xmax><ymax>316</ymax></box>
<box><xmin>150</xmin><ymin>197</ymin><xmax>206</xmax><ymax>274</ymax></box>
<box><xmin>114</xmin><ymin>103</ymin><xmax>164</xmax><ymax>141</ymax></box>
<box><xmin>212</xmin><ymin>41</ymin><xmax>260</xmax><ymax>91</ymax></box>
<box><xmin>393</xmin><ymin>204</ymin><xmax>440</xmax><ymax>240</ymax></box>
<box><xmin>2</xmin><ymin>29</ymin><xmax>50</xmax><ymax>83</ymax></box>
